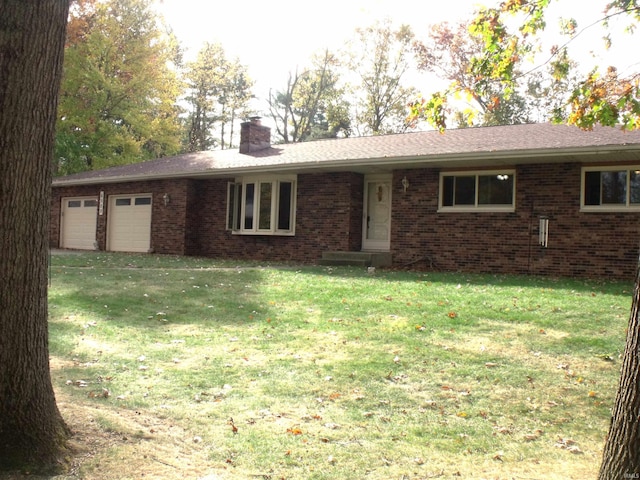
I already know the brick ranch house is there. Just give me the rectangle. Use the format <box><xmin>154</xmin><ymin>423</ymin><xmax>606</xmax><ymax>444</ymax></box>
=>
<box><xmin>51</xmin><ymin>120</ymin><xmax>640</xmax><ymax>279</ymax></box>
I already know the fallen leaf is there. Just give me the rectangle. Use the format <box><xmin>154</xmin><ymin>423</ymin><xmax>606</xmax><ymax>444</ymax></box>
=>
<box><xmin>494</xmin><ymin>426</ymin><xmax>512</xmax><ymax>435</ymax></box>
<box><xmin>523</xmin><ymin>430</ymin><xmax>543</xmax><ymax>441</ymax></box>
<box><xmin>555</xmin><ymin>437</ymin><xmax>582</xmax><ymax>453</ymax></box>
<box><xmin>228</xmin><ymin>418</ymin><xmax>238</xmax><ymax>434</ymax></box>
<box><xmin>287</xmin><ymin>427</ymin><xmax>303</xmax><ymax>435</ymax></box>
<box><xmin>87</xmin><ymin>388</ymin><xmax>110</xmax><ymax>399</ymax></box>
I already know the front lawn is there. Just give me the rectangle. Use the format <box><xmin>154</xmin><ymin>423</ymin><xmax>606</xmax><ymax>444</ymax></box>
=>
<box><xmin>48</xmin><ymin>252</ymin><xmax>632</xmax><ymax>479</ymax></box>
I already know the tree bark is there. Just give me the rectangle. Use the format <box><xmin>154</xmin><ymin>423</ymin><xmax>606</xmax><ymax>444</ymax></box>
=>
<box><xmin>599</xmin><ymin>257</ymin><xmax>640</xmax><ymax>479</ymax></box>
<box><xmin>0</xmin><ymin>0</ymin><xmax>71</xmax><ymax>473</ymax></box>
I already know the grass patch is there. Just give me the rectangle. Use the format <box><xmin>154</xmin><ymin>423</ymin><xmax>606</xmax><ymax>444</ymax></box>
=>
<box><xmin>48</xmin><ymin>252</ymin><xmax>632</xmax><ymax>479</ymax></box>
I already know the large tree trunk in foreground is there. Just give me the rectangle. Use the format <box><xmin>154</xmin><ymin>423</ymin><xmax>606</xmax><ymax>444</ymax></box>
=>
<box><xmin>0</xmin><ymin>0</ymin><xmax>71</xmax><ymax>473</ymax></box>
<box><xmin>598</xmin><ymin>258</ymin><xmax>640</xmax><ymax>479</ymax></box>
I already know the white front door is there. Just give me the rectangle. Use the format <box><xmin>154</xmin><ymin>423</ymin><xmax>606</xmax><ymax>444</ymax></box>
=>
<box><xmin>362</xmin><ymin>175</ymin><xmax>392</xmax><ymax>251</ymax></box>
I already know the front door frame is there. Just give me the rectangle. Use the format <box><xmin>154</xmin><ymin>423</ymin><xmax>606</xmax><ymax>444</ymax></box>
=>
<box><xmin>362</xmin><ymin>174</ymin><xmax>392</xmax><ymax>251</ymax></box>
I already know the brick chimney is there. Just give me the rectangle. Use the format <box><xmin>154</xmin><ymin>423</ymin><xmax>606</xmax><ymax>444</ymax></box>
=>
<box><xmin>239</xmin><ymin>116</ymin><xmax>271</xmax><ymax>154</ymax></box>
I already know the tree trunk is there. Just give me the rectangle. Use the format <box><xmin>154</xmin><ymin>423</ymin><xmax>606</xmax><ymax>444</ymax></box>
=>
<box><xmin>0</xmin><ymin>0</ymin><xmax>71</xmax><ymax>473</ymax></box>
<box><xmin>598</xmin><ymin>257</ymin><xmax>640</xmax><ymax>479</ymax></box>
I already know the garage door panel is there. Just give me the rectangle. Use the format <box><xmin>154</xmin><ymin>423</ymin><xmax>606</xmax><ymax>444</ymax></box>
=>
<box><xmin>108</xmin><ymin>195</ymin><xmax>152</xmax><ymax>252</ymax></box>
<box><xmin>61</xmin><ymin>197</ymin><xmax>97</xmax><ymax>250</ymax></box>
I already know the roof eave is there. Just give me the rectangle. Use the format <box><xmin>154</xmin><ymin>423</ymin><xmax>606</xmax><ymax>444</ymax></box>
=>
<box><xmin>51</xmin><ymin>144</ymin><xmax>640</xmax><ymax>187</ymax></box>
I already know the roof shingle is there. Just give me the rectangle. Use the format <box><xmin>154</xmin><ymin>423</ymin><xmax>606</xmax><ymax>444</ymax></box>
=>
<box><xmin>53</xmin><ymin>123</ymin><xmax>640</xmax><ymax>186</ymax></box>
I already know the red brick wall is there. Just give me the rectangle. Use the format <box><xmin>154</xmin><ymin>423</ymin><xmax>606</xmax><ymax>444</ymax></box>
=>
<box><xmin>51</xmin><ymin>163</ymin><xmax>640</xmax><ymax>279</ymax></box>
<box><xmin>183</xmin><ymin>172</ymin><xmax>363</xmax><ymax>262</ymax></box>
<box><xmin>391</xmin><ymin>164</ymin><xmax>640</xmax><ymax>278</ymax></box>
<box><xmin>51</xmin><ymin>179</ymin><xmax>191</xmax><ymax>255</ymax></box>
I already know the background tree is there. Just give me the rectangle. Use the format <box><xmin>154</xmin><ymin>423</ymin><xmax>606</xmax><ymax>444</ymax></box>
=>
<box><xmin>216</xmin><ymin>60</ymin><xmax>253</xmax><ymax>149</ymax></box>
<box><xmin>183</xmin><ymin>42</ymin><xmax>254</xmax><ymax>151</ymax></box>
<box><xmin>0</xmin><ymin>0</ymin><xmax>71</xmax><ymax>472</ymax></box>
<box><xmin>413</xmin><ymin>21</ymin><xmax>534</xmax><ymax>127</ymax></box>
<box><xmin>55</xmin><ymin>0</ymin><xmax>182</xmax><ymax>175</ymax></box>
<box><xmin>184</xmin><ymin>43</ymin><xmax>223</xmax><ymax>151</ymax></box>
<box><xmin>268</xmin><ymin>50</ymin><xmax>350</xmax><ymax>143</ymax></box>
<box><xmin>348</xmin><ymin>20</ymin><xmax>419</xmax><ymax>135</ymax></box>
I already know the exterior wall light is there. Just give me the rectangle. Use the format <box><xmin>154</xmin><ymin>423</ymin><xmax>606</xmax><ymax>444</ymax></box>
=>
<box><xmin>163</xmin><ymin>193</ymin><xmax>170</xmax><ymax>206</ymax></box>
<box><xmin>401</xmin><ymin>176</ymin><xmax>409</xmax><ymax>193</ymax></box>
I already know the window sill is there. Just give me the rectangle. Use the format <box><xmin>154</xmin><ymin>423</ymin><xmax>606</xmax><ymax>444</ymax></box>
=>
<box><xmin>231</xmin><ymin>231</ymin><xmax>296</xmax><ymax>236</ymax></box>
<box><xmin>438</xmin><ymin>206</ymin><xmax>516</xmax><ymax>213</ymax></box>
<box><xmin>580</xmin><ymin>206</ymin><xmax>640</xmax><ymax>213</ymax></box>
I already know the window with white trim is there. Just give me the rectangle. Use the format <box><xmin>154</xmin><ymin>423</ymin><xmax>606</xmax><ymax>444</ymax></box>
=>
<box><xmin>227</xmin><ymin>175</ymin><xmax>297</xmax><ymax>235</ymax></box>
<box><xmin>582</xmin><ymin>166</ymin><xmax>640</xmax><ymax>210</ymax></box>
<box><xmin>439</xmin><ymin>170</ymin><xmax>516</xmax><ymax>211</ymax></box>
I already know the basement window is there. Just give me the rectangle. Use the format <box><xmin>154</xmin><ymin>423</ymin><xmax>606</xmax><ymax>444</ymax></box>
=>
<box><xmin>582</xmin><ymin>166</ymin><xmax>640</xmax><ymax>211</ymax></box>
<box><xmin>227</xmin><ymin>175</ymin><xmax>297</xmax><ymax>235</ymax></box>
<box><xmin>439</xmin><ymin>170</ymin><xmax>516</xmax><ymax>212</ymax></box>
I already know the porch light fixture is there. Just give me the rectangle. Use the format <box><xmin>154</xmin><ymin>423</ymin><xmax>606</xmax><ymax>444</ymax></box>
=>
<box><xmin>401</xmin><ymin>176</ymin><xmax>409</xmax><ymax>193</ymax></box>
<box><xmin>163</xmin><ymin>193</ymin><xmax>170</xmax><ymax>206</ymax></box>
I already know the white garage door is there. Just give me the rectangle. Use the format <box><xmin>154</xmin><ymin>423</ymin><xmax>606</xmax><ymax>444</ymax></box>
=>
<box><xmin>60</xmin><ymin>197</ymin><xmax>98</xmax><ymax>250</ymax></box>
<box><xmin>107</xmin><ymin>194</ymin><xmax>152</xmax><ymax>253</ymax></box>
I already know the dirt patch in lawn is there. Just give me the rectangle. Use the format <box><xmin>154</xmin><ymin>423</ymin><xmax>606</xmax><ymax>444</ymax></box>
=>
<box><xmin>1</xmin><ymin>358</ymin><xmax>231</xmax><ymax>480</ymax></box>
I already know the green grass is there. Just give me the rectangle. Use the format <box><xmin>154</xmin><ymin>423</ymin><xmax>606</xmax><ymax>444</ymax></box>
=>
<box><xmin>48</xmin><ymin>252</ymin><xmax>632</xmax><ymax>479</ymax></box>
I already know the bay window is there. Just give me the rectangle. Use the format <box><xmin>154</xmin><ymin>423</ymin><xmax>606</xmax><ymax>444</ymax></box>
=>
<box><xmin>227</xmin><ymin>175</ymin><xmax>296</xmax><ymax>235</ymax></box>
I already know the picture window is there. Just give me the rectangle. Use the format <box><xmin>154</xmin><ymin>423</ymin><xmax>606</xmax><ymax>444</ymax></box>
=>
<box><xmin>440</xmin><ymin>171</ymin><xmax>515</xmax><ymax>212</ymax></box>
<box><xmin>582</xmin><ymin>167</ymin><xmax>640</xmax><ymax>210</ymax></box>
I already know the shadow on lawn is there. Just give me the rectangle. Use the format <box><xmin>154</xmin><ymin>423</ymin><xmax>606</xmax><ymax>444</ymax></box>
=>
<box><xmin>48</xmin><ymin>267</ymin><xmax>273</xmax><ymax>349</ymax></box>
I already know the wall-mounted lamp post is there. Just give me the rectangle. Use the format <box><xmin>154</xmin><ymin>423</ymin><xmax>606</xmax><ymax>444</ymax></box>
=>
<box><xmin>163</xmin><ymin>193</ymin><xmax>170</xmax><ymax>206</ymax></box>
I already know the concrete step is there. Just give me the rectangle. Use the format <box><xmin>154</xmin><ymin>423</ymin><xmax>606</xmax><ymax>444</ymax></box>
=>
<box><xmin>319</xmin><ymin>258</ymin><xmax>369</xmax><ymax>267</ymax></box>
<box><xmin>320</xmin><ymin>251</ymin><xmax>392</xmax><ymax>267</ymax></box>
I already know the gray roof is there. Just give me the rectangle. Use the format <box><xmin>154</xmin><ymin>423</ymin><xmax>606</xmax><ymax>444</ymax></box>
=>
<box><xmin>53</xmin><ymin>123</ymin><xmax>640</xmax><ymax>186</ymax></box>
